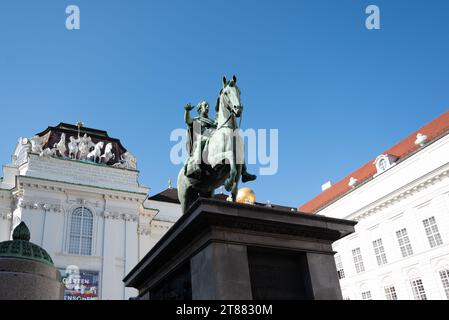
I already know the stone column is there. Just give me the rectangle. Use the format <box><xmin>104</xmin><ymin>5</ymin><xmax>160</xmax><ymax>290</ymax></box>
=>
<box><xmin>101</xmin><ymin>212</ymin><xmax>118</xmax><ymax>299</ymax></box>
<box><xmin>124</xmin><ymin>215</ymin><xmax>138</xmax><ymax>299</ymax></box>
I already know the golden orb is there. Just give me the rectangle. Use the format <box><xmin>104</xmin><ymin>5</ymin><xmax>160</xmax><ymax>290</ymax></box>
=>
<box><xmin>236</xmin><ymin>187</ymin><xmax>256</xmax><ymax>205</ymax></box>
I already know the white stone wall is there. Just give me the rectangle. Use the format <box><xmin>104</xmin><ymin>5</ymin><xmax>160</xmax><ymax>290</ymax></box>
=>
<box><xmin>20</xmin><ymin>154</ymin><xmax>146</xmax><ymax>194</ymax></box>
<box><xmin>0</xmin><ymin>190</ymin><xmax>12</xmax><ymax>241</ymax></box>
<box><xmin>145</xmin><ymin>199</ymin><xmax>182</xmax><ymax>223</ymax></box>
<box><xmin>137</xmin><ymin>199</ymin><xmax>182</xmax><ymax>259</ymax></box>
<box><xmin>319</xmin><ymin>134</ymin><xmax>449</xmax><ymax>300</ymax></box>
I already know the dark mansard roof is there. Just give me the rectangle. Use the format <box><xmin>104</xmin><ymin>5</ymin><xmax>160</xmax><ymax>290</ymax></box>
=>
<box><xmin>35</xmin><ymin>122</ymin><xmax>128</xmax><ymax>164</ymax></box>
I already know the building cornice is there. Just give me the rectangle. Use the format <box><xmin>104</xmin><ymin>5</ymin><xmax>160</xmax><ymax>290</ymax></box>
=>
<box><xmin>103</xmin><ymin>211</ymin><xmax>138</xmax><ymax>222</ymax></box>
<box><xmin>349</xmin><ymin>162</ymin><xmax>449</xmax><ymax>222</ymax></box>
<box><xmin>139</xmin><ymin>208</ymin><xmax>158</xmax><ymax>218</ymax></box>
<box><xmin>19</xmin><ymin>201</ymin><xmax>63</xmax><ymax>213</ymax></box>
<box><xmin>151</xmin><ymin>220</ymin><xmax>172</xmax><ymax>230</ymax></box>
<box><xmin>15</xmin><ymin>175</ymin><xmax>147</xmax><ymax>202</ymax></box>
<box><xmin>15</xmin><ymin>199</ymin><xmax>140</xmax><ymax>221</ymax></box>
<box><xmin>137</xmin><ymin>225</ymin><xmax>151</xmax><ymax>236</ymax></box>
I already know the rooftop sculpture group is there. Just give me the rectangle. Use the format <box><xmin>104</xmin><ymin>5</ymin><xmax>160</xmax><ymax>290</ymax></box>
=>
<box><xmin>28</xmin><ymin>132</ymin><xmax>136</xmax><ymax>170</ymax></box>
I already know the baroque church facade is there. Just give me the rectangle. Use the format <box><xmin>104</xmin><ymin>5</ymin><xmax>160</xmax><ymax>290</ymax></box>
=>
<box><xmin>0</xmin><ymin>123</ymin><xmax>180</xmax><ymax>300</ymax></box>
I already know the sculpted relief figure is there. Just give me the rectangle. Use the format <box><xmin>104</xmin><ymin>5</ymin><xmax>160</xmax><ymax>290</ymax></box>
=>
<box><xmin>53</xmin><ymin>133</ymin><xmax>67</xmax><ymax>157</ymax></box>
<box><xmin>100</xmin><ymin>143</ymin><xmax>115</xmax><ymax>164</ymax></box>
<box><xmin>87</xmin><ymin>141</ymin><xmax>104</xmax><ymax>163</ymax></box>
<box><xmin>113</xmin><ymin>152</ymin><xmax>137</xmax><ymax>170</ymax></box>
<box><xmin>178</xmin><ymin>75</ymin><xmax>256</xmax><ymax>214</ymax></box>
<box><xmin>40</xmin><ymin>147</ymin><xmax>56</xmax><ymax>158</ymax></box>
<box><xmin>68</xmin><ymin>136</ymin><xmax>80</xmax><ymax>159</ymax></box>
<box><xmin>30</xmin><ymin>136</ymin><xmax>44</xmax><ymax>154</ymax></box>
<box><xmin>78</xmin><ymin>134</ymin><xmax>95</xmax><ymax>160</ymax></box>
<box><xmin>28</xmin><ymin>131</ymin><xmax>119</xmax><ymax>167</ymax></box>
<box><xmin>123</xmin><ymin>152</ymin><xmax>137</xmax><ymax>170</ymax></box>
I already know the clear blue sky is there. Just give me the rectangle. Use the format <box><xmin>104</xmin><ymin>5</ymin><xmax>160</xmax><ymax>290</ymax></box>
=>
<box><xmin>0</xmin><ymin>0</ymin><xmax>448</xmax><ymax>208</ymax></box>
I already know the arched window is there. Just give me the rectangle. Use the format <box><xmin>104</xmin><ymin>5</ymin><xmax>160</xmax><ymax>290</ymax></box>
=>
<box><xmin>68</xmin><ymin>207</ymin><xmax>93</xmax><ymax>256</ymax></box>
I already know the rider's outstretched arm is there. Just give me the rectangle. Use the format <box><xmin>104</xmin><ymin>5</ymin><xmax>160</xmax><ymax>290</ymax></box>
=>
<box><xmin>184</xmin><ymin>104</ymin><xmax>194</xmax><ymax>126</ymax></box>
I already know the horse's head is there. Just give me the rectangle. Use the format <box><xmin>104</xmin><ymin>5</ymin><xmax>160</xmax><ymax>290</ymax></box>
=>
<box><xmin>220</xmin><ymin>75</ymin><xmax>243</xmax><ymax>117</ymax></box>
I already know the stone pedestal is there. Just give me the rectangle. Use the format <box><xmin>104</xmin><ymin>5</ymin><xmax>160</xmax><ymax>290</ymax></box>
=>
<box><xmin>0</xmin><ymin>222</ymin><xmax>64</xmax><ymax>300</ymax></box>
<box><xmin>124</xmin><ymin>198</ymin><xmax>356</xmax><ymax>300</ymax></box>
<box><xmin>0</xmin><ymin>258</ymin><xmax>64</xmax><ymax>300</ymax></box>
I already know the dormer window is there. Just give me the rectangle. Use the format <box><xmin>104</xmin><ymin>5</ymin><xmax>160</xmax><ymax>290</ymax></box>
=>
<box><xmin>378</xmin><ymin>158</ymin><xmax>388</xmax><ymax>171</ymax></box>
<box><xmin>374</xmin><ymin>154</ymin><xmax>398</xmax><ymax>176</ymax></box>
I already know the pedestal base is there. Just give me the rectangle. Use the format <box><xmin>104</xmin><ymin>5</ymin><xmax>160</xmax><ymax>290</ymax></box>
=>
<box><xmin>124</xmin><ymin>198</ymin><xmax>356</xmax><ymax>300</ymax></box>
<box><xmin>0</xmin><ymin>258</ymin><xmax>64</xmax><ymax>300</ymax></box>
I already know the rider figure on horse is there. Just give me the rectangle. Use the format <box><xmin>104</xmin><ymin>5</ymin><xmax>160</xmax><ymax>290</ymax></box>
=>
<box><xmin>184</xmin><ymin>100</ymin><xmax>256</xmax><ymax>182</ymax></box>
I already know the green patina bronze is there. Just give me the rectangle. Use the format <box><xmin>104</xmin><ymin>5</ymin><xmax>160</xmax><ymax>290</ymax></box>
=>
<box><xmin>178</xmin><ymin>75</ymin><xmax>257</xmax><ymax>214</ymax></box>
<box><xmin>0</xmin><ymin>222</ymin><xmax>54</xmax><ymax>266</ymax></box>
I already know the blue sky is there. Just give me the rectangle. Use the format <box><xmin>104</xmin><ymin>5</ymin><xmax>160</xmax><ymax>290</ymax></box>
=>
<box><xmin>0</xmin><ymin>0</ymin><xmax>448</xmax><ymax>208</ymax></box>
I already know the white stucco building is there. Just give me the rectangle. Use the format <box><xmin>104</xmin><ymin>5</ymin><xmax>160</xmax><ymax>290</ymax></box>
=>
<box><xmin>0</xmin><ymin>123</ymin><xmax>180</xmax><ymax>300</ymax></box>
<box><xmin>138</xmin><ymin>187</ymin><xmax>183</xmax><ymax>258</ymax></box>
<box><xmin>299</xmin><ymin>110</ymin><xmax>449</xmax><ymax>300</ymax></box>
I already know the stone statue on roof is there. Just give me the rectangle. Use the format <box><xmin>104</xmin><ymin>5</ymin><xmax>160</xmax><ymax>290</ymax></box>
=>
<box><xmin>78</xmin><ymin>134</ymin><xmax>95</xmax><ymax>160</ymax></box>
<box><xmin>30</xmin><ymin>136</ymin><xmax>44</xmax><ymax>154</ymax></box>
<box><xmin>68</xmin><ymin>136</ymin><xmax>80</xmax><ymax>159</ymax></box>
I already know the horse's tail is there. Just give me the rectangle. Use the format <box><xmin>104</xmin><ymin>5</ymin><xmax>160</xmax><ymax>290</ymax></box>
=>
<box><xmin>177</xmin><ymin>167</ymin><xmax>198</xmax><ymax>214</ymax></box>
<box><xmin>177</xmin><ymin>168</ymin><xmax>187</xmax><ymax>213</ymax></box>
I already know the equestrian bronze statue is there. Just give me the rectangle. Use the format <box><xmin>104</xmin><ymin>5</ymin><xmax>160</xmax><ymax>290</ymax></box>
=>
<box><xmin>177</xmin><ymin>75</ymin><xmax>256</xmax><ymax>214</ymax></box>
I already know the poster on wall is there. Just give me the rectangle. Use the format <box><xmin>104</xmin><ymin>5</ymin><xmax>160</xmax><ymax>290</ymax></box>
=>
<box><xmin>59</xmin><ymin>265</ymin><xmax>99</xmax><ymax>300</ymax></box>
